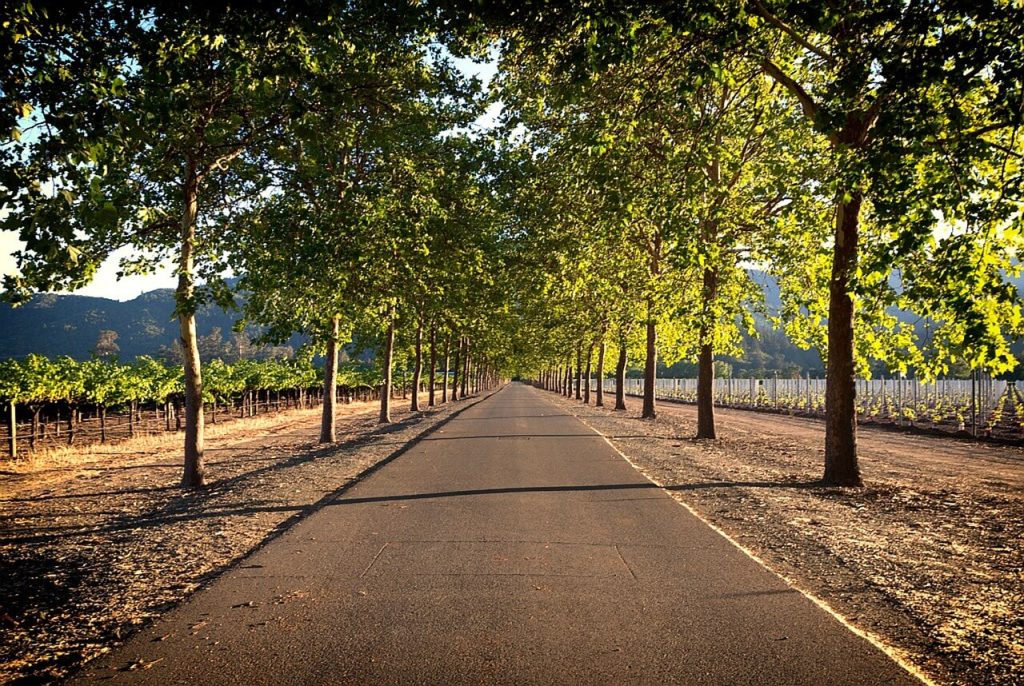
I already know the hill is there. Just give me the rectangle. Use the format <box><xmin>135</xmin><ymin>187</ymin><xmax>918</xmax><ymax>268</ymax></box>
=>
<box><xmin>0</xmin><ymin>289</ymin><xmax>302</xmax><ymax>362</ymax></box>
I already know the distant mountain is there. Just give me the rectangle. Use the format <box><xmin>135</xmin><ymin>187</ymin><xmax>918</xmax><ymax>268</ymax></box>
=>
<box><xmin>2</xmin><ymin>269</ymin><xmax>1021</xmax><ymax>376</ymax></box>
<box><xmin>0</xmin><ymin>289</ymin><xmax>303</xmax><ymax>362</ymax></box>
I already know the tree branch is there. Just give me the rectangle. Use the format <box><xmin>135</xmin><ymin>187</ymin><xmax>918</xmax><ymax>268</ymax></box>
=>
<box><xmin>751</xmin><ymin>0</ymin><xmax>834</xmax><ymax>65</ymax></box>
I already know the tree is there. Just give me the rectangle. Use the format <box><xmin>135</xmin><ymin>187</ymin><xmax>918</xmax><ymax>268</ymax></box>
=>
<box><xmin>2</xmin><ymin>4</ymin><xmax>327</xmax><ymax>486</ymax></box>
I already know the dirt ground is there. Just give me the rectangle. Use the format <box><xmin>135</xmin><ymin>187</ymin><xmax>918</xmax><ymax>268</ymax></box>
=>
<box><xmin>0</xmin><ymin>392</ymin><xmax>487</xmax><ymax>686</ymax></box>
<box><xmin>551</xmin><ymin>390</ymin><xmax>1023</xmax><ymax>686</ymax></box>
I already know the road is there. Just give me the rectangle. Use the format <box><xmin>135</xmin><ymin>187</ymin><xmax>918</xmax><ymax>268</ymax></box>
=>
<box><xmin>74</xmin><ymin>383</ymin><xmax>920</xmax><ymax>685</ymax></box>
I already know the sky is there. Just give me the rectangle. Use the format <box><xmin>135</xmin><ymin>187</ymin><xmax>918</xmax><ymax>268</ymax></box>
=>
<box><xmin>0</xmin><ymin>53</ymin><xmax>500</xmax><ymax>302</ymax></box>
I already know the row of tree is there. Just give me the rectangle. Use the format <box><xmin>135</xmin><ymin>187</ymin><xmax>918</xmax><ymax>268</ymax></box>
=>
<box><xmin>2</xmin><ymin>2</ymin><xmax>513</xmax><ymax>485</ymax></box>
<box><xmin>480</xmin><ymin>1</ymin><xmax>1024</xmax><ymax>486</ymax></box>
<box><xmin>3</xmin><ymin>1</ymin><xmax>1022</xmax><ymax>488</ymax></box>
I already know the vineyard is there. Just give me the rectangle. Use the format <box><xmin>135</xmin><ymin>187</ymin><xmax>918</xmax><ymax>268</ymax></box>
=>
<box><xmin>0</xmin><ymin>355</ymin><xmax>409</xmax><ymax>459</ymax></box>
<box><xmin>600</xmin><ymin>376</ymin><xmax>1024</xmax><ymax>441</ymax></box>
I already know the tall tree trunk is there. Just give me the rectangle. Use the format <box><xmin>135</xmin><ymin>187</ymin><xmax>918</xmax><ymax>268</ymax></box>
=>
<box><xmin>428</xmin><ymin>323</ymin><xmax>437</xmax><ymax>407</ymax></box>
<box><xmin>642</xmin><ymin>303</ymin><xmax>657</xmax><ymax>419</ymax></box>
<box><xmin>461</xmin><ymin>338</ymin><xmax>470</xmax><ymax>398</ymax></box>
<box><xmin>99</xmin><ymin>405</ymin><xmax>106</xmax><ymax>443</ymax></box>
<box><xmin>575</xmin><ymin>343</ymin><xmax>583</xmax><ymax>400</ymax></box>
<box><xmin>412</xmin><ymin>318</ymin><xmax>423</xmax><ymax>412</ymax></box>
<box><xmin>615</xmin><ymin>341</ymin><xmax>627</xmax><ymax>410</ymax></box>
<box><xmin>380</xmin><ymin>311</ymin><xmax>396</xmax><ymax>423</ymax></box>
<box><xmin>442</xmin><ymin>336</ymin><xmax>450</xmax><ymax>403</ymax></box>
<box><xmin>451</xmin><ymin>336</ymin><xmax>461</xmax><ymax>401</ymax></box>
<box><xmin>178</xmin><ymin>158</ymin><xmax>205</xmax><ymax>488</ymax></box>
<box><xmin>584</xmin><ymin>343</ymin><xmax>593</xmax><ymax>404</ymax></box>
<box><xmin>596</xmin><ymin>333</ymin><xmax>606</xmax><ymax>407</ymax></box>
<box><xmin>824</xmin><ymin>191</ymin><xmax>863</xmax><ymax>486</ymax></box>
<box><xmin>565</xmin><ymin>356</ymin><xmax>572</xmax><ymax>397</ymax></box>
<box><xmin>320</xmin><ymin>314</ymin><xmax>340</xmax><ymax>443</ymax></box>
<box><xmin>696</xmin><ymin>266</ymin><xmax>718</xmax><ymax>439</ymax></box>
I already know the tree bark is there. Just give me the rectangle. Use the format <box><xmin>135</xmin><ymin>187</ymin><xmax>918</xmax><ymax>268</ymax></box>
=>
<box><xmin>428</xmin><ymin>323</ymin><xmax>437</xmax><ymax>407</ymax></box>
<box><xmin>412</xmin><ymin>318</ymin><xmax>423</xmax><ymax>412</ymax></box>
<box><xmin>461</xmin><ymin>337</ymin><xmax>470</xmax><ymax>398</ymax></box>
<box><xmin>642</xmin><ymin>305</ymin><xmax>657</xmax><ymax>419</ymax></box>
<box><xmin>441</xmin><ymin>336</ymin><xmax>450</xmax><ymax>403</ymax></box>
<box><xmin>451</xmin><ymin>336</ymin><xmax>461</xmax><ymax>401</ymax></box>
<box><xmin>320</xmin><ymin>314</ymin><xmax>340</xmax><ymax>443</ymax></box>
<box><xmin>615</xmin><ymin>342</ymin><xmax>627</xmax><ymax>411</ymax></box>
<box><xmin>380</xmin><ymin>311</ymin><xmax>396</xmax><ymax>423</ymax></box>
<box><xmin>596</xmin><ymin>334</ymin><xmax>606</xmax><ymax>407</ymax></box>
<box><xmin>178</xmin><ymin>158</ymin><xmax>206</xmax><ymax>488</ymax></box>
<box><xmin>584</xmin><ymin>343</ymin><xmax>593</xmax><ymax>404</ymax></box>
<box><xmin>575</xmin><ymin>343</ymin><xmax>583</xmax><ymax>400</ymax></box>
<box><xmin>824</xmin><ymin>190</ymin><xmax>863</xmax><ymax>486</ymax></box>
<box><xmin>696</xmin><ymin>266</ymin><xmax>718</xmax><ymax>439</ymax></box>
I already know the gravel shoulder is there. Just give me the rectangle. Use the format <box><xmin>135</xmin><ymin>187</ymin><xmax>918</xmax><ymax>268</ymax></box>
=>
<box><xmin>0</xmin><ymin>392</ymin><xmax>491</xmax><ymax>686</ymax></box>
<box><xmin>550</xmin><ymin>390</ymin><xmax>1024</xmax><ymax>686</ymax></box>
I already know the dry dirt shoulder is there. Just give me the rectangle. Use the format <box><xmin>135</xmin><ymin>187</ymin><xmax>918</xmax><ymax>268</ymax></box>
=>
<box><xmin>551</xmin><ymin>391</ymin><xmax>1023</xmax><ymax>686</ymax></box>
<box><xmin>0</xmin><ymin>392</ymin><xmax>490</xmax><ymax>686</ymax></box>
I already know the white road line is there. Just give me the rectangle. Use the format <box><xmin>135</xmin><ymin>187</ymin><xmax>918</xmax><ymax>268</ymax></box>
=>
<box><xmin>544</xmin><ymin>389</ymin><xmax>936</xmax><ymax>686</ymax></box>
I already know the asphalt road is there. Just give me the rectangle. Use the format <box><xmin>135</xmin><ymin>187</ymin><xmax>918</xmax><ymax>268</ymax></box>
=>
<box><xmin>74</xmin><ymin>383</ymin><xmax>920</xmax><ymax>685</ymax></box>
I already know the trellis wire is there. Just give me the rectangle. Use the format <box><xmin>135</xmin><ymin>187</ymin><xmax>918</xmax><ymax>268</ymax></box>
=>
<box><xmin>593</xmin><ymin>375</ymin><xmax>1022</xmax><ymax>439</ymax></box>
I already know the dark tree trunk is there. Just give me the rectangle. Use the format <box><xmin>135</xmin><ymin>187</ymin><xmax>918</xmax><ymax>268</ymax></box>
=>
<box><xmin>442</xmin><ymin>336</ymin><xmax>450</xmax><ymax>403</ymax></box>
<box><xmin>461</xmin><ymin>338</ymin><xmax>470</xmax><ymax>398</ymax></box>
<box><xmin>642</xmin><ymin>308</ymin><xmax>657</xmax><ymax>419</ymax></box>
<box><xmin>824</xmin><ymin>190</ymin><xmax>863</xmax><ymax>486</ymax></box>
<box><xmin>320</xmin><ymin>315</ymin><xmax>340</xmax><ymax>443</ymax></box>
<box><xmin>428</xmin><ymin>323</ymin><xmax>437</xmax><ymax>407</ymax></box>
<box><xmin>380</xmin><ymin>312</ymin><xmax>395</xmax><ymax>424</ymax></box>
<box><xmin>575</xmin><ymin>343</ymin><xmax>582</xmax><ymax>400</ymax></box>
<box><xmin>596</xmin><ymin>335</ymin><xmax>606</xmax><ymax>407</ymax></box>
<box><xmin>696</xmin><ymin>266</ymin><xmax>718</xmax><ymax>439</ymax></box>
<box><xmin>99</xmin><ymin>405</ymin><xmax>107</xmax><ymax>443</ymax></box>
<box><xmin>584</xmin><ymin>343</ymin><xmax>593</xmax><ymax>404</ymax></box>
<box><xmin>451</xmin><ymin>336</ymin><xmax>461</xmax><ymax>401</ymax></box>
<box><xmin>615</xmin><ymin>342</ymin><xmax>627</xmax><ymax>410</ymax></box>
<box><xmin>179</xmin><ymin>158</ymin><xmax>205</xmax><ymax>488</ymax></box>
<box><xmin>129</xmin><ymin>401</ymin><xmax>136</xmax><ymax>438</ymax></box>
<box><xmin>412</xmin><ymin>318</ymin><xmax>423</xmax><ymax>412</ymax></box>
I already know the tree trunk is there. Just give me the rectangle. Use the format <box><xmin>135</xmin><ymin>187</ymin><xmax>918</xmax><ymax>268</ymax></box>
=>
<box><xmin>380</xmin><ymin>311</ymin><xmax>396</xmax><ymax>423</ymax></box>
<box><xmin>442</xmin><ymin>336</ymin><xmax>450</xmax><ymax>403</ymax></box>
<box><xmin>428</xmin><ymin>324</ymin><xmax>437</xmax><ymax>407</ymax></box>
<box><xmin>596</xmin><ymin>335</ymin><xmax>606</xmax><ymax>407</ymax></box>
<box><xmin>178</xmin><ymin>157</ymin><xmax>205</xmax><ymax>488</ymax></box>
<box><xmin>99</xmin><ymin>405</ymin><xmax>107</xmax><ymax>443</ymax></box>
<box><xmin>615</xmin><ymin>341</ymin><xmax>627</xmax><ymax>410</ymax></box>
<box><xmin>575</xmin><ymin>343</ymin><xmax>582</xmax><ymax>400</ymax></box>
<box><xmin>824</xmin><ymin>191</ymin><xmax>863</xmax><ymax>486</ymax></box>
<box><xmin>451</xmin><ymin>336</ymin><xmax>461</xmax><ymax>401</ymax></box>
<box><xmin>320</xmin><ymin>314</ymin><xmax>340</xmax><ymax>443</ymax></box>
<box><xmin>461</xmin><ymin>338</ymin><xmax>470</xmax><ymax>398</ymax></box>
<box><xmin>697</xmin><ymin>266</ymin><xmax>718</xmax><ymax>439</ymax></box>
<box><xmin>642</xmin><ymin>307</ymin><xmax>657</xmax><ymax>419</ymax></box>
<box><xmin>412</xmin><ymin>318</ymin><xmax>423</xmax><ymax>412</ymax></box>
<box><xmin>584</xmin><ymin>343</ymin><xmax>593</xmax><ymax>404</ymax></box>
<box><xmin>129</xmin><ymin>400</ymin><xmax>136</xmax><ymax>437</ymax></box>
